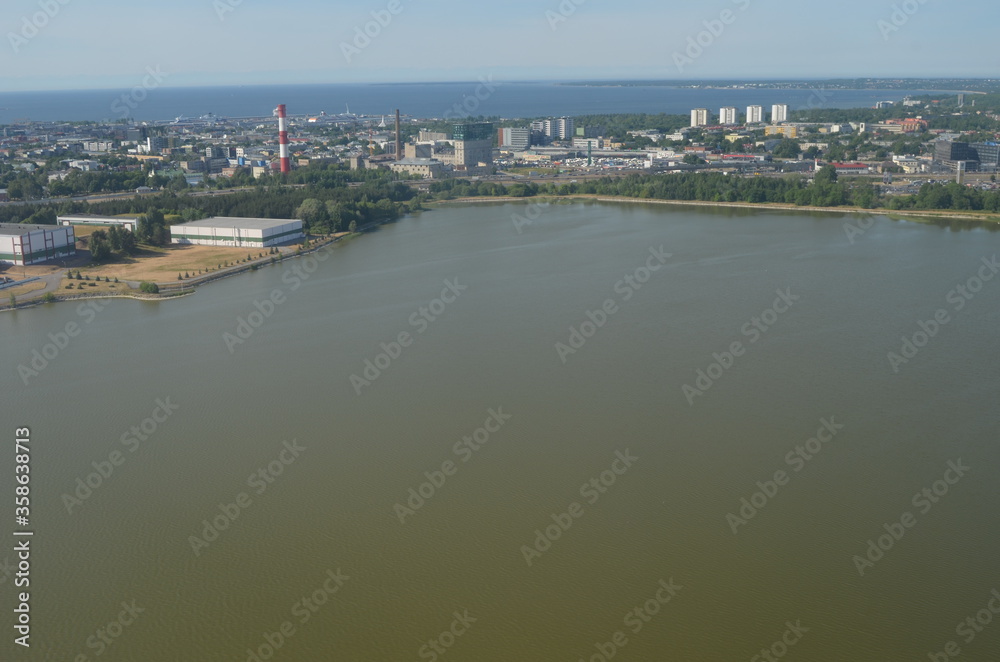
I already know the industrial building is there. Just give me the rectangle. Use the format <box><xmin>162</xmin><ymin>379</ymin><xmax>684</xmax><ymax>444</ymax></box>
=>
<box><xmin>169</xmin><ymin>217</ymin><xmax>304</xmax><ymax>248</ymax></box>
<box><xmin>0</xmin><ymin>223</ymin><xmax>77</xmax><ymax>265</ymax></box>
<box><xmin>390</xmin><ymin>158</ymin><xmax>445</xmax><ymax>179</ymax></box>
<box><xmin>58</xmin><ymin>214</ymin><xmax>141</xmax><ymax>232</ymax></box>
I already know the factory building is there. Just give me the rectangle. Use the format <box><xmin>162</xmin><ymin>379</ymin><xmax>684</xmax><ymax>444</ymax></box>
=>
<box><xmin>58</xmin><ymin>214</ymin><xmax>141</xmax><ymax>232</ymax></box>
<box><xmin>170</xmin><ymin>217</ymin><xmax>303</xmax><ymax>248</ymax></box>
<box><xmin>0</xmin><ymin>223</ymin><xmax>77</xmax><ymax>265</ymax></box>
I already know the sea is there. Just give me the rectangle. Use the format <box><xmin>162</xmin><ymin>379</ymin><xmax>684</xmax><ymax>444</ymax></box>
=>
<box><xmin>0</xmin><ymin>82</ymin><xmax>941</xmax><ymax>123</ymax></box>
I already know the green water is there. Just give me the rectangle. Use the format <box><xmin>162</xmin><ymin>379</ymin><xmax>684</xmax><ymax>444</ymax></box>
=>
<box><xmin>2</xmin><ymin>202</ymin><xmax>999</xmax><ymax>661</ymax></box>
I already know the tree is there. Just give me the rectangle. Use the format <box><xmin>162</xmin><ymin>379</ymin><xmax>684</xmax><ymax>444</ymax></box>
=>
<box><xmin>348</xmin><ymin>220</ymin><xmax>358</xmax><ymax>233</ymax></box>
<box><xmin>815</xmin><ymin>164</ymin><xmax>839</xmax><ymax>184</ymax></box>
<box><xmin>772</xmin><ymin>139</ymin><xmax>802</xmax><ymax>159</ymax></box>
<box><xmin>89</xmin><ymin>230</ymin><xmax>112</xmax><ymax>262</ymax></box>
<box><xmin>139</xmin><ymin>281</ymin><xmax>159</xmax><ymax>294</ymax></box>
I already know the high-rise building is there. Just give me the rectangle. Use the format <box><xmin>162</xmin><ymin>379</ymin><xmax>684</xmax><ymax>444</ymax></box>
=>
<box><xmin>542</xmin><ymin>117</ymin><xmax>575</xmax><ymax>140</ymax></box>
<box><xmin>719</xmin><ymin>107</ymin><xmax>738</xmax><ymax>125</ymax></box>
<box><xmin>691</xmin><ymin>108</ymin><xmax>709</xmax><ymax>128</ymax></box>
<box><xmin>452</xmin><ymin>122</ymin><xmax>494</xmax><ymax>173</ymax></box>
<box><xmin>935</xmin><ymin>140</ymin><xmax>978</xmax><ymax>170</ymax></box>
<box><xmin>746</xmin><ymin>105</ymin><xmax>764</xmax><ymax>124</ymax></box>
<box><xmin>771</xmin><ymin>104</ymin><xmax>789</xmax><ymax>123</ymax></box>
<box><xmin>500</xmin><ymin>127</ymin><xmax>531</xmax><ymax>150</ymax></box>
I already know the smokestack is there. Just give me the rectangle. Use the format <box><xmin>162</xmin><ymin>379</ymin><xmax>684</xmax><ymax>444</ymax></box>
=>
<box><xmin>277</xmin><ymin>104</ymin><xmax>291</xmax><ymax>174</ymax></box>
<box><xmin>395</xmin><ymin>109</ymin><xmax>402</xmax><ymax>162</ymax></box>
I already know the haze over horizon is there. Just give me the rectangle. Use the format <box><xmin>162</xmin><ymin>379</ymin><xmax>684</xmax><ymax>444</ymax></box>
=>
<box><xmin>1</xmin><ymin>0</ymin><xmax>995</xmax><ymax>93</ymax></box>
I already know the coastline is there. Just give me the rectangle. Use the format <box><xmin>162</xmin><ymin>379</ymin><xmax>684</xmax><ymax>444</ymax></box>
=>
<box><xmin>5</xmin><ymin>195</ymin><xmax>997</xmax><ymax>313</ymax></box>
<box><xmin>432</xmin><ymin>195</ymin><xmax>1000</xmax><ymax>224</ymax></box>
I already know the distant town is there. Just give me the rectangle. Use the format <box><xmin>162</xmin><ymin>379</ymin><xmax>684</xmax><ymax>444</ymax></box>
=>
<box><xmin>3</xmin><ymin>84</ymin><xmax>1000</xmax><ymax>306</ymax></box>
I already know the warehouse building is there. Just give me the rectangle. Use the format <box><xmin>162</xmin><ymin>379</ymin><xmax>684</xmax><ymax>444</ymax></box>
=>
<box><xmin>0</xmin><ymin>223</ymin><xmax>77</xmax><ymax>265</ymax></box>
<box><xmin>169</xmin><ymin>217</ymin><xmax>304</xmax><ymax>248</ymax></box>
<box><xmin>59</xmin><ymin>214</ymin><xmax>141</xmax><ymax>232</ymax></box>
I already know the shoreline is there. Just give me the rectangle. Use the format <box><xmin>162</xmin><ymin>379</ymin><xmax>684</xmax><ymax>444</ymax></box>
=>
<box><xmin>4</xmin><ymin>196</ymin><xmax>997</xmax><ymax>313</ymax></box>
<box><xmin>432</xmin><ymin>195</ymin><xmax>1000</xmax><ymax>224</ymax></box>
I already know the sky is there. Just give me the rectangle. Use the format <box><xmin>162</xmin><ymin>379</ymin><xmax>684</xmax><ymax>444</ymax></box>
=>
<box><xmin>0</xmin><ymin>0</ymin><xmax>995</xmax><ymax>92</ymax></box>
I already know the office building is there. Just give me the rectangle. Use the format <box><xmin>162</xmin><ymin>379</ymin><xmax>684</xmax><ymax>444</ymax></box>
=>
<box><xmin>452</xmin><ymin>122</ymin><xmax>494</xmax><ymax>174</ymax></box>
<box><xmin>499</xmin><ymin>127</ymin><xmax>531</xmax><ymax>150</ymax></box>
<box><xmin>935</xmin><ymin>141</ymin><xmax>978</xmax><ymax>170</ymax></box>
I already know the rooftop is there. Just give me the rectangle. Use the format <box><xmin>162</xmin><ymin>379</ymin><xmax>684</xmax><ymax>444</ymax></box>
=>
<box><xmin>172</xmin><ymin>217</ymin><xmax>302</xmax><ymax>230</ymax></box>
<box><xmin>0</xmin><ymin>223</ymin><xmax>69</xmax><ymax>236</ymax></box>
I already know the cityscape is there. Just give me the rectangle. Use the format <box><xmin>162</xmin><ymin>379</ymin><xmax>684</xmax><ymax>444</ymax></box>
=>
<box><xmin>2</xmin><ymin>1</ymin><xmax>1000</xmax><ymax>661</ymax></box>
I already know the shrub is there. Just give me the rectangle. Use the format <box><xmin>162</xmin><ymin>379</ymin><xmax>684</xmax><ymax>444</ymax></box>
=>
<box><xmin>42</xmin><ymin>292</ymin><xmax>56</xmax><ymax>303</ymax></box>
<box><xmin>139</xmin><ymin>281</ymin><xmax>159</xmax><ymax>294</ymax></box>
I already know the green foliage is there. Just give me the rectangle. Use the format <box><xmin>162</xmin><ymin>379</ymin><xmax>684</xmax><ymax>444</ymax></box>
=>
<box><xmin>139</xmin><ymin>281</ymin><xmax>159</xmax><ymax>294</ymax></box>
<box><xmin>42</xmin><ymin>292</ymin><xmax>56</xmax><ymax>303</ymax></box>
<box><xmin>772</xmin><ymin>139</ymin><xmax>802</xmax><ymax>159</ymax></box>
<box><xmin>89</xmin><ymin>230</ymin><xmax>112</xmax><ymax>262</ymax></box>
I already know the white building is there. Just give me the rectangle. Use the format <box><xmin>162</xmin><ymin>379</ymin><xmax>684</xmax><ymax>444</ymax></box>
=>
<box><xmin>771</xmin><ymin>104</ymin><xmax>789</xmax><ymax>123</ymax></box>
<box><xmin>746</xmin><ymin>105</ymin><xmax>764</xmax><ymax>124</ymax></box>
<box><xmin>500</xmin><ymin>128</ymin><xmax>531</xmax><ymax>150</ymax></box>
<box><xmin>59</xmin><ymin>214</ymin><xmax>141</xmax><ymax>232</ymax></box>
<box><xmin>719</xmin><ymin>107</ymin><xmax>738</xmax><ymax>125</ymax></box>
<box><xmin>691</xmin><ymin>108</ymin><xmax>709</xmax><ymax>127</ymax></box>
<box><xmin>170</xmin><ymin>217</ymin><xmax>304</xmax><ymax>248</ymax></box>
<box><xmin>543</xmin><ymin>118</ymin><xmax>575</xmax><ymax>140</ymax></box>
<box><xmin>0</xmin><ymin>223</ymin><xmax>76</xmax><ymax>265</ymax></box>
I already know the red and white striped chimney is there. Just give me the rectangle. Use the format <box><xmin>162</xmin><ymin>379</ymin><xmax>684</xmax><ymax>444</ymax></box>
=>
<box><xmin>276</xmin><ymin>104</ymin><xmax>291</xmax><ymax>174</ymax></box>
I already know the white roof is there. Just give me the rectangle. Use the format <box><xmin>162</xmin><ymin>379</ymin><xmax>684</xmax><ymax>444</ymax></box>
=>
<box><xmin>173</xmin><ymin>217</ymin><xmax>302</xmax><ymax>230</ymax></box>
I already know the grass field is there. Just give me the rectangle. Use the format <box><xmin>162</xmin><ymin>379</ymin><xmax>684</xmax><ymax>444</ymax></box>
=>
<box><xmin>60</xmin><ymin>278</ymin><xmax>131</xmax><ymax>294</ymax></box>
<box><xmin>4</xmin><ymin>280</ymin><xmax>47</xmax><ymax>298</ymax></box>
<box><xmin>78</xmin><ymin>244</ymin><xmax>278</xmax><ymax>283</ymax></box>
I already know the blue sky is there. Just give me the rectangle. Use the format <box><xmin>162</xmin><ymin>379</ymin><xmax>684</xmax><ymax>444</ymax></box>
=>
<box><xmin>0</xmin><ymin>0</ymin><xmax>995</xmax><ymax>91</ymax></box>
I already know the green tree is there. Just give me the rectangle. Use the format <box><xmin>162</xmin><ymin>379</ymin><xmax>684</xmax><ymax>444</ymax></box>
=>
<box><xmin>815</xmin><ymin>165</ymin><xmax>839</xmax><ymax>184</ymax></box>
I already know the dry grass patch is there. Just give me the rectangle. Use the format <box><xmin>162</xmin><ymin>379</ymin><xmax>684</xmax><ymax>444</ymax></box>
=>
<box><xmin>81</xmin><ymin>244</ymin><xmax>274</xmax><ymax>282</ymax></box>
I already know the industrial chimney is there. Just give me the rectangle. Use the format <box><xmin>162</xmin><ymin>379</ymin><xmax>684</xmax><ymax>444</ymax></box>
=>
<box><xmin>395</xmin><ymin>109</ymin><xmax>402</xmax><ymax>162</ymax></box>
<box><xmin>276</xmin><ymin>104</ymin><xmax>291</xmax><ymax>174</ymax></box>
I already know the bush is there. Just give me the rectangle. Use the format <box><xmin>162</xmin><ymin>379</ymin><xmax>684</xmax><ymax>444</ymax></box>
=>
<box><xmin>139</xmin><ymin>281</ymin><xmax>159</xmax><ymax>294</ymax></box>
<box><xmin>88</xmin><ymin>282</ymin><xmax>96</xmax><ymax>287</ymax></box>
<box><xmin>66</xmin><ymin>284</ymin><xmax>74</xmax><ymax>289</ymax></box>
<box><xmin>113</xmin><ymin>277</ymin><xmax>119</xmax><ymax>283</ymax></box>
<box><xmin>42</xmin><ymin>292</ymin><xmax>56</xmax><ymax>303</ymax></box>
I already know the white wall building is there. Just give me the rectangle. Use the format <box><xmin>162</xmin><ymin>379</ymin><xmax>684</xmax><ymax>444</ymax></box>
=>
<box><xmin>691</xmin><ymin>108</ymin><xmax>709</xmax><ymax>127</ymax></box>
<box><xmin>170</xmin><ymin>217</ymin><xmax>304</xmax><ymax>248</ymax></box>
<box><xmin>59</xmin><ymin>214</ymin><xmax>141</xmax><ymax>232</ymax></box>
<box><xmin>0</xmin><ymin>223</ymin><xmax>76</xmax><ymax>265</ymax></box>
<box><xmin>746</xmin><ymin>105</ymin><xmax>764</xmax><ymax>124</ymax></box>
<box><xmin>771</xmin><ymin>104</ymin><xmax>789</xmax><ymax>123</ymax></box>
<box><xmin>719</xmin><ymin>107</ymin><xmax>738</xmax><ymax>125</ymax></box>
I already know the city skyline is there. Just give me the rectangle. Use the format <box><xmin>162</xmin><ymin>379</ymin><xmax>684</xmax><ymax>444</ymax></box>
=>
<box><xmin>0</xmin><ymin>0</ymin><xmax>996</xmax><ymax>92</ymax></box>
